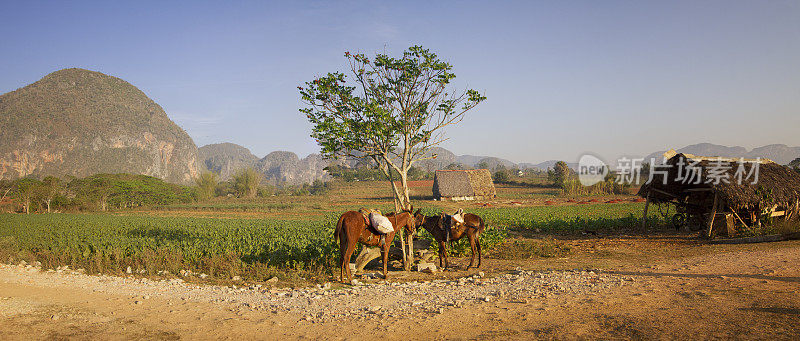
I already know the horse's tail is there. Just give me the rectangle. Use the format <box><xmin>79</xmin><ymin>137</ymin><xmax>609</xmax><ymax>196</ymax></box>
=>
<box><xmin>334</xmin><ymin>214</ymin><xmax>345</xmax><ymax>246</ymax></box>
<box><xmin>469</xmin><ymin>214</ymin><xmax>486</xmax><ymax>238</ymax></box>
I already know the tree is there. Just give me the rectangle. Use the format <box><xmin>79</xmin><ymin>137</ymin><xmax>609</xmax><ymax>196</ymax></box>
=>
<box><xmin>233</xmin><ymin>168</ymin><xmax>261</xmax><ymax>198</ymax></box>
<box><xmin>493</xmin><ymin>169</ymin><xmax>510</xmax><ymax>183</ymax></box>
<box><xmin>195</xmin><ymin>171</ymin><xmax>219</xmax><ymax>201</ymax></box>
<box><xmin>299</xmin><ymin>45</ymin><xmax>486</xmax><ymax>211</ymax></box>
<box><xmin>548</xmin><ymin>161</ymin><xmax>571</xmax><ymax>188</ymax></box>
<box><xmin>12</xmin><ymin>178</ymin><xmax>42</xmax><ymax>214</ymax></box>
<box><xmin>40</xmin><ymin>176</ymin><xmax>64</xmax><ymax>213</ymax></box>
<box><xmin>789</xmin><ymin>157</ymin><xmax>800</xmax><ymax>173</ymax></box>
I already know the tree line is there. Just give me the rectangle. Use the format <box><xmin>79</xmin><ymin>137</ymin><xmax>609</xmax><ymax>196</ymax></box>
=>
<box><xmin>0</xmin><ymin>174</ymin><xmax>194</xmax><ymax>213</ymax></box>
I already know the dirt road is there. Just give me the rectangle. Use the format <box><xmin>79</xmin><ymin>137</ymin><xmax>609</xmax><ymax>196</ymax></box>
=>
<box><xmin>2</xmin><ymin>239</ymin><xmax>800</xmax><ymax>340</ymax></box>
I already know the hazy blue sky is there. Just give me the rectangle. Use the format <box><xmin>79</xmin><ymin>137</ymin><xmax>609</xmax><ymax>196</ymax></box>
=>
<box><xmin>1</xmin><ymin>1</ymin><xmax>798</xmax><ymax>164</ymax></box>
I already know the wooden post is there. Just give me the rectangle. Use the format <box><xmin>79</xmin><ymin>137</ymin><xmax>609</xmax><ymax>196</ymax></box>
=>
<box><xmin>398</xmin><ymin>227</ymin><xmax>408</xmax><ymax>271</ymax></box>
<box><xmin>705</xmin><ymin>193</ymin><xmax>718</xmax><ymax>239</ymax></box>
<box><xmin>730</xmin><ymin>209</ymin><xmax>749</xmax><ymax>229</ymax></box>
<box><xmin>406</xmin><ymin>231</ymin><xmax>414</xmax><ymax>271</ymax></box>
<box><xmin>641</xmin><ymin>192</ymin><xmax>651</xmax><ymax>230</ymax></box>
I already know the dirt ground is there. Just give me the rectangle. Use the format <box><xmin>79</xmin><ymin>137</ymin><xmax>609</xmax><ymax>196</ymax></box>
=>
<box><xmin>2</xmin><ymin>235</ymin><xmax>799</xmax><ymax>340</ymax></box>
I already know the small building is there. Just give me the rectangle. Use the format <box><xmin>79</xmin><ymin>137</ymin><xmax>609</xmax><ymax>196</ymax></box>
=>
<box><xmin>638</xmin><ymin>150</ymin><xmax>800</xmax><ymax>237</ymax></box>
<box><xmin>433</xmin><ymin>169</ymin><xmax>496</xmax><ymax>201</ymax></box>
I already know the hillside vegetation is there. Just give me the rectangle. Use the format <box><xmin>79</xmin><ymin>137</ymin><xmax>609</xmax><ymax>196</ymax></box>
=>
<box><xmin>0</xmin><ymin>68</ymin><xmax>198</xmax><ymax>184</ymax></box>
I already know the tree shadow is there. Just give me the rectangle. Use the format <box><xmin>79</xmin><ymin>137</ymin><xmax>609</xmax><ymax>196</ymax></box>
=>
<box><xmin>738</xmin><ymin>307</ymin><xmax>800</xmax><ymax>315</ymax></box>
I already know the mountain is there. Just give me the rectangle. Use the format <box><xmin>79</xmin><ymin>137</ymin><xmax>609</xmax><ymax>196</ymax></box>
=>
<box><xmin>455</xmin><ymin>155</ymin><xmax>517</xmax><ymax>169</ymax></box>
<box><xmin>0</xmin><ymin>68</ymin><xmax>199</xmax><ymax>184</ymax></box>
<box><xmin>416</xmin><ymin>147</ymin><xmax>457</xmax><ymax>171</ymax></box>
<box><xmin>521</xmin><ymin>160</ymin><xmax>579</xmax><ymax>171</ymax></box>
<box><xmin>198</xmin><ymin>143</ymin><xmax>259</xmax><ymax>179</ymax></box>
<box><xmin>198</xmin><ymin>144</ymin><xmax>329</xmax><ymax>186</ymax></box>
<box><xmin>643</xmin><ymin>143</ymin><xmax>800</xmax><ymax>165</ymax></box>
<box><xmin>745</xmin><ymin>144</ymin><xmax>800</xmax><ymax>164</ymax></box>
<box><xmin>256</xmin><ymin>151</ymin><xmax>329</xmax><ymax>186</ymax></box>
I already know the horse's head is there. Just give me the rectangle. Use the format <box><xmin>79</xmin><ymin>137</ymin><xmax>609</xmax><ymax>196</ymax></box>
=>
<box><xmin>413</xmin><ymin>208</ymin><xmax>425</xmax><ymax>226</ymax></box>
<box><xmin>403</xmin><ymin>205</ymin><xmax>417</xmax><ymax>234</ymax></box>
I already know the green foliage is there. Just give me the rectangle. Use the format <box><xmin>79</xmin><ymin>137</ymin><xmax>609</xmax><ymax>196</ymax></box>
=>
<box><xmin>0</xmin><ymin>213</ymin><xmax>339</xmax><ymax>273</ymax></box>
<box><xmin>299</xmin><ymin>45</ymin><xmax>485</xmax><ymax>209</ymax></box>
<box><xmin>195</xmin><ymin>171</ymin><xmax>219</xmax><ymax>201</ymax></box>
<box><xmin>547</xmin><ymin>161</ymin><xmax>571</xmax><ymax>188</ymax></box>
<box><xmin>789</xmin><ymin>158</ymin><xmax>800</xmax><ymax>173</ymax></box>
<box><xmin>68</xmin><ymin>174</ymin><xmax>193</xmax><ymax>211</ymax></box>
<box><xmin>493</xmin><ymin>169</ymin><xmax>510</xmax><ymax>183</ymax></box>
<box><xmin>471</xmin><ymin>203</ymin><xmax>668</xmax><ymax>233</ymax></box>
<box><xmin>11</xmin><ymin>178</ymin><xmax>42</xmax><ymax>213</ymax></box>
<box><xmin>233</xmin><ymin>168</ymin><xmax>261</xmax><ymax>198</ymax></box>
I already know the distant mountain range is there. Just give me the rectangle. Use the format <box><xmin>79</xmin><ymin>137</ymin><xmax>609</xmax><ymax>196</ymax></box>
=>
<box><xmin>198</xmin><ymin>142</ymin><xmax>800</xmax><ymax>185</ymax></box>
<box><xmin>3</xmin><ymin>69</ymin><xmax>797</xmax><ymax>186</ymax></box>
<box><xmin>198</xmin><ymin>143</ymin><xmax>329</xmax><ymax>186</ymax></box>
<box><xmin>643</xmin><ymin>143</ymin><xmax>800</xmax><ymax>165</ymax></box>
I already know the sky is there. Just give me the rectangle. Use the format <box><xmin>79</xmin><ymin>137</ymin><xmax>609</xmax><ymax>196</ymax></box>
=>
<box><xmin>1</xmin><ymin>1</ymin><xmax>799</xmax><ymax>164</ymax></box>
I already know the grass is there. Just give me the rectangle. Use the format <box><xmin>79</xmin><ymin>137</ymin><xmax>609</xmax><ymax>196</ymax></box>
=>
<box><xmin>471</xmin><ymin>203</ymin><xmax>669</xmax><ymax>233</ymax></box>
<box><xmin>0</xmin><ymin>180</ymin><xmax>670</xmax><ymax>283</ymax></box>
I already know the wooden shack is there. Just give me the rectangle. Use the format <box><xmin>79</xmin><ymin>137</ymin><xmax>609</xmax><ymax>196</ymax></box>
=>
<box><xmin>433</xmin><ymin>169</ymin><xmax>496</xmax><ymax>201</ymax></box>
<box><xmin>638</xmin><ymin>151</ymin><xmax>800</xmax><ymax>237</ymax></box>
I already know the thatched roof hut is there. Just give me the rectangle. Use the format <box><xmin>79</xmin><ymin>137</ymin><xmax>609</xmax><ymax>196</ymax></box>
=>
<box><xmin>638</xmin><ymin>151</ymin><xmax>800</xmax><ymax>236</ymax></box>
<box><xmin>639</xmin><ymin>152</ymin><xmax>800</xmax><ymax>210</ymax></box>
<box><xmin>433</xmin><ymin>169</ymin><xmax>496</xmax><ymax>201</ymax></box>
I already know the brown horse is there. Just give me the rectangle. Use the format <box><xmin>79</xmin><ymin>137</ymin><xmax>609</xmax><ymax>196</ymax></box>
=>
<box><xmin>334</xmin><ymin>208</ymin><xmax>416</xmax><ymax>284</ymax></box>
<box><xmin>414</xmin><ymin>209</ymin><xmax>485</xmax><ymax>269</ymax></box>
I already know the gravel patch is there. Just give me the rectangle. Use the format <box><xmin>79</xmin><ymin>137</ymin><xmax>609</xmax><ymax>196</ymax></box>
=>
<box><xmin>0</xmin><ymin>263</ymin><xmax>629</xmax><ymax>323</ymax></box>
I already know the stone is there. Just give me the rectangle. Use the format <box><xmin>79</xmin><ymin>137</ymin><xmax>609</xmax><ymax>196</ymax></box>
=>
<box><xmin>417</xmin><ymin>262</ymin><xmax>437</xmax><ymax>273</ymax></box>
<box><xmin>267</xmin><ymin>277</ymin><xmax>279</xmax><ymax>283</ymax></box>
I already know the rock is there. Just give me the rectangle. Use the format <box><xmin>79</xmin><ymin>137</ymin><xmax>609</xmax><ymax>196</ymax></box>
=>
<box><xmin>478</xmin><ymin>271</ymin><xmax>485</xmax><ymax>278</ymax></box>
<box><xmin>134</xmin><ymin>300</ymin><xmax>142</xmax><ymax>305</ymax></box>
<box><xmin>368</xmin><ymin>306</ymin><xmax>382</xmax><ymax>313</ymax></box>
<box><xmin>232</xmin><ymin>276</ymin><xmax>242</xmax><ymax>281</ymax></box>
<box><xmin>199</xmin><ymin>273</ymin><xmax>208</xmax><ymax>279</ymax></box>
<box><xmin>51</xmin><ymin>314</ymin><xmax>59</xmax><ymax>320</ymax></box>
<box><xmin>267</xmin><ymin>277</ymin><xmax>279</xmax><ymax>283</ymax></box>
<box><xmin>483</xmin><ymin>296</ymin><xmax>492</xmax><ymax>302</ymax></box>
<box><xmin>417</xmin><ymin>262</ymin><xmax>437</xmax><ymax>273</ymax></box>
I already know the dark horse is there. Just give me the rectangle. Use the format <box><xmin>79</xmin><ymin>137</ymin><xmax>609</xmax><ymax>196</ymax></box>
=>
<box><xmin>414</xmin><ymin>209</ymin><xmax>485</xmax><ymax>269</ymax></box>
<box><xmin>334</xmin><ymin>208</ymin><xmax>416</xmax><ymax>283</ymax></box>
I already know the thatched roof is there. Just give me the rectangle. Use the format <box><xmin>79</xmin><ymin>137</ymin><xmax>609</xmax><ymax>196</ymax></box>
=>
<box><xmin>433</xmin><ymin>169</ymin><xmax>496</xmax><ymax>199</ymax></box>
<box><xmin>639</xmin><ymin>153</ymin><xmax>800</xmax><ymax>209</ymax></box>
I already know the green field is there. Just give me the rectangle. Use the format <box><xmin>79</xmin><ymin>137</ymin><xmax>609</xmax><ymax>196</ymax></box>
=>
<box><xmin>0</xmin><ymin>199</ymin><xmax>667</xmax><ymax>281</ymax></box>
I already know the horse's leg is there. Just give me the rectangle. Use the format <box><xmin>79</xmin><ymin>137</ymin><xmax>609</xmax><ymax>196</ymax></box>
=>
<box><xmin>381</xmin><ymin>244</ymin><xmax>389</xmax><ymax>280</ymax></box>
<box><xmin>339</xmin><ymin>234</ymin><xmax>346</xmax><ymax>283</ymax></box>
<box><xmin>438</xmin><ymin>242</ymin><xmax>444</xmax><ymax>268</ymax></box>
<box><xmin>344</xmin><ymin>238</ymin><xmax>357</xmax><ymax>283</ymax></box>
<box><xmin>476</xmin><ymin>236</ymin><xmax>482</xmax><ymax>268</ymax></box>
<box><xmin>439</xmin><ymin>240</ymin><xmax>449</xmax><ymax>269</ymax></box>
<box><xmin>467</xmin><ymin>233</ymin><xmax>477</xmax><ymax>268</ymax></box>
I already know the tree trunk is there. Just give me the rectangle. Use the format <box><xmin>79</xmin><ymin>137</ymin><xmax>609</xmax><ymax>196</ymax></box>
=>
<box><xmin>46</xmin><ymin>199</ymin><xmax>51</xmax><ymax>213</ymax></box>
